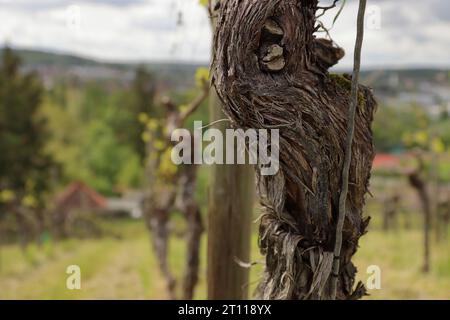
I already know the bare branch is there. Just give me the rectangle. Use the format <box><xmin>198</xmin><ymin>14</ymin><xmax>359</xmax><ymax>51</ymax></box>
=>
<box><xmin>316</xmin><ymin>0</ymin><xmax>340</xmax><ymax>19</ymax></box>
<box><xmin>330</xmin><ymin>0</ymin><xmax>367</xmax><ymax>300</ymax></box>
<box><xmin>179</xmin><ymin>84</ymin><xmax>209</xmax><ymax>125</ymax></box>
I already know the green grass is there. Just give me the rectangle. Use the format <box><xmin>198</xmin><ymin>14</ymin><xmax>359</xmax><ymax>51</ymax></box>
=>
<box><xmin>0</xmin><ymin>216</ymin><xmax>449</xmax><ymax>300</ymax></box>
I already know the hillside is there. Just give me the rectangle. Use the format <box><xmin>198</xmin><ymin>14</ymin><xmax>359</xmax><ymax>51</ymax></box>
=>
<box><xmin>1</xmin><ymin>48</ymin><xmax>205</xmax><ymax>90</ymax></box>
<box><xmin>2</xmin><ymin>48</ymin><xmax>449</xmax><ymax>94</ymax></box>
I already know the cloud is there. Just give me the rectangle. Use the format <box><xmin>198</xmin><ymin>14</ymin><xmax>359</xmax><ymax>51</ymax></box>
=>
<box><xmin>0</xmin><ymin>0</ymin><xmax>146</xmax><ymax>11</ymax></box>
<box><xmin>0</xmin><ymin>0</ymin><xmax>449</xmax><ymax>67</ymax></box>
<box><xmin>320</xmin><ymin>0</ymin><xmax>450</xmax><ymax>68</ymax></box>
<box><xmin>0</xmin><ymin>0</ymin><xmax>211</xmax><ymax>62</ymax></box>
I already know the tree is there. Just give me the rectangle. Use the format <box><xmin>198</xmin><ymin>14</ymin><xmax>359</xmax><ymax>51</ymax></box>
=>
<box><xmin>407</xmin><ymin>154</ymin><xmax>431</xmax><ymax>273</ymax></box>
<box><xmin>0</xmin><ymin>47</ymin><xmax>54</xmax><ymax>245</ymax></box>
<box><xmin>42</xmin><ymin>81</ymin><xmax>144</xmax><ymax>196</ymax></box>
<box><xmin>403</xmin><ymin>129</ymin><xmax>450</xmax><ymax>272</ymax></box>
<box><xmin>372</xmin><ymin>103</ymin><xmax>428</xmax><ymax>152</ymax></box>
<box><xmin>436</xmin><ymin>195</ymin><xmax>450</xmax><ymax>240</ymax></box>
<box><xmin>206</xmin><ymin>0</ymin><xmax>255</xmax><ymax>300</ymax></box>
<box><xmin>128</xmin><ymin>66</ymin><xmax>158</xmax><ymax>162</ymax></box>
<box><xmin>212</xmin><ymin>0</ymin><xmax>376</xmax><ymax>299</ymax></box>
<box><xmin>382</xmin><ymin>193</ymin><xmax>401</xmax><ymax>231</ymax></box>
<box><xmin>142</xmin><ymin>69</ymin><xmax>209</xmax><ymax>300</ymax></box>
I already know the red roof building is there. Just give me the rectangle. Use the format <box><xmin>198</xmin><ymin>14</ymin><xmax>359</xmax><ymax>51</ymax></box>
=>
<box><xmin>53</xmin><ymin>181</ymin><xmax>107</xmax><ymax>237</ymax></box>
<box><xmin>55</xmin><ymin>181</ymin><xmax>106</xmax><ymax>210</ymax></box>
<box><xmin>373</xmin><ymin>153</ymin><xmax>402</xmax><ymax>170</ymax></box>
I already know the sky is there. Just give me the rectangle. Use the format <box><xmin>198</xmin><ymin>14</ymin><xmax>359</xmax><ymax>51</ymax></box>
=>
<box><xmin>0</xmin><ymin>0</ymin><xmax>450</xmax><ymax>68</ymax></box>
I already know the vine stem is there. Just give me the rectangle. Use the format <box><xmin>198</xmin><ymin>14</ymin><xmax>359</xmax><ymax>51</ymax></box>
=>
<box><xmin>330</xmin><ymin>0</ymin><xmax>367</xmax><ymax>300</ymax></box>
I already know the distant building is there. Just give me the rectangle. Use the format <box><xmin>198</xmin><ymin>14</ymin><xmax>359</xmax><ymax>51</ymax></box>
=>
<box><xmin>53</xmin><ymin>181</ymin><xmax>107</xmax><ymax>236</ymax></box>
<box><xmin>105</xmin><ymin>191</ymin><xmax>144</xmax><ymax>219</ymax></box>
<box><xmin>54</xmin><ymin>181</ymin><xmax>107</xmax><ymax>216</ymax></box>
<box><xmin>54</xmin><ymin>181</ymin><xmax>144</xmax><ymax>220</ymax></box>
<box><xmin>54</xmin><ymin>181</ymin><xmax>106</xmax><ymax>210</ymax></box>
<box><xmin>373</xmin><ymin>153</ymin><xmax>402</xmax><ymax>171</ymax></box>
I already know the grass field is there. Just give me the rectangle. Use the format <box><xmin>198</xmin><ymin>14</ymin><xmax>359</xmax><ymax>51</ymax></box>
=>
<box><xmin>0</xmin><ymin>215</ymin><xmax>449</xmax><ymax>300</ymax></box>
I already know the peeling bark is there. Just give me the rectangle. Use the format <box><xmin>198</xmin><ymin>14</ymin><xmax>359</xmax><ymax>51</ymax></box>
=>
<box><xmin>212</xmin><ymin>0</ymin><xmax>376</xmax><ymax>300</ymax></box>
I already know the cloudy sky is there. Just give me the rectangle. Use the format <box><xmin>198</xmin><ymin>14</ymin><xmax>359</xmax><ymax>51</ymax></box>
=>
<box><xmin>0</xmin><ymin>0</ymin><xmax>449</xmax><ymax>68</ymax></box>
